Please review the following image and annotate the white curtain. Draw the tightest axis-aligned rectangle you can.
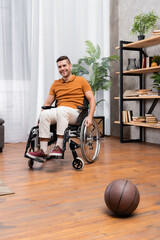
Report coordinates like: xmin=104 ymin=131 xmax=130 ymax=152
xmin=0 ymin=0 xmax=110 ymax=143
xmin=0 ymin=0 xmax=32 ymax=143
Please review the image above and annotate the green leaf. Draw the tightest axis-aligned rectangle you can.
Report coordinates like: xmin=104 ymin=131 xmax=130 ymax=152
xmin=96 ymin=99 xmax=105 ymax=106
xmin=95 ymin=44 xmax=101 ymax=59
xmin=72 ymin=64 xmax=89 ymax=76
xmin=130 ymin=11 xmax=160 ymax=35
xmin=85 ymin=41 xmax=96 ymax=59
xmin=150 ymin=72 xmax=160 ymax=90
xmin=71 ymin=40 xmax=119 ymax=103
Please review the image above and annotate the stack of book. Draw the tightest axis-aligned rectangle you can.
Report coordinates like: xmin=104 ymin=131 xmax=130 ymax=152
xmin=123 ymin=89 xmax=156 ymax=97
xmin=123 ymin=90 xmax=139 ymax=97
xmin=132 ymin=116 xmax=146 ymax=122
xmin=152 ymin=30 xmax=160 ymax=36
xmin=122 ymin=110 xmax=133 ymax=123
xmin=137 ymin=89 xmax=152 ymax=95
xmin=145 ymin=114 xmax=157 ymax=124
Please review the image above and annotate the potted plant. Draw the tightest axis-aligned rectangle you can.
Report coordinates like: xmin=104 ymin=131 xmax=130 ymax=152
xmin=72 ymin=40 xmax=119 ymax=137
xmin=72 ymin=40 xmax=119 ymax=105
xmin=151 ymin=55 xmax=160 ymax=67
xmin=130 ymin=11 xmax=159 ymax=40
xmin=150 ymin=72 xmax=160 ymax=95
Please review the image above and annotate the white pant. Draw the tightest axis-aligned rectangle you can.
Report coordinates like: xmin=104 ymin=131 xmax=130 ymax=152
xmin=39 ymin=106 xmax=80 ymax=138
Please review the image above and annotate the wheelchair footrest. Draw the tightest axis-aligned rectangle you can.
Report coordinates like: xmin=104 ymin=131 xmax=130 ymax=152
xmin=48 ymin=155 xmax=64 ymax=160
xmin=33 ymin=157 xmax=45 ymax=163
xmin=31 ymin=155 xmax=63 ymax=163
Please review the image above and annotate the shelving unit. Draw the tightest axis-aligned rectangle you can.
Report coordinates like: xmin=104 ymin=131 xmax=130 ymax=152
xmin=116 ymin=65 xmax=160 ymax=74
xmin=114 ymin=121 xmax=160 ymax=129
xmin=115 ymin=36 xmax=160 ymax=143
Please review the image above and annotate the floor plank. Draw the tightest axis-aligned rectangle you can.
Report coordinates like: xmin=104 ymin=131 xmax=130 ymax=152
xmin=0 ymin=137 xmax=160 ymax=240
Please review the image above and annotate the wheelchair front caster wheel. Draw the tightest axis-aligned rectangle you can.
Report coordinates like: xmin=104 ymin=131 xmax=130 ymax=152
xmin=72 ymin=157 xmax=84 ymax=170
xmin=28 ymin=159 xmax=34 ymax=168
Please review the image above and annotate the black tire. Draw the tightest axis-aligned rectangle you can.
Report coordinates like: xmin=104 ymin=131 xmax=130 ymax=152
xmin=28 ymin=159 xmax=34 ymax=168
xmin=80 ymin=117 xmax=100 ymax=163
xmin=72 ymin=157 xmax=84 ymax=170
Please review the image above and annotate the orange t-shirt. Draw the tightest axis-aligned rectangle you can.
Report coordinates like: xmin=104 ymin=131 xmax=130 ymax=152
xmin=49 ymin=75 xmax=91 ymax=109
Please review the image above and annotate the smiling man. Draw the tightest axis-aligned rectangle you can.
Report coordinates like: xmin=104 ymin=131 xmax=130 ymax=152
xmin=27 ymin=56 xmax=96 ymax=159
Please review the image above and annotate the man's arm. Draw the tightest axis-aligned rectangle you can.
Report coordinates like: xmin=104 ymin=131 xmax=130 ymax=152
xmin=84 ymin=90 xmax=96 ymax=127
xmin=37 ymin=95 xmax=55 ymax=125
xmin=41 ymin=95 xmax=55 ymax=111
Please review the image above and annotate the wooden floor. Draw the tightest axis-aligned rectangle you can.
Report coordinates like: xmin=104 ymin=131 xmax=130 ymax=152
xmin=0 ymin=137 xmax=160 ymax=240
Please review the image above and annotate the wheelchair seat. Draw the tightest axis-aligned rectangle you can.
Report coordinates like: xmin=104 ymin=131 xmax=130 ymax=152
xmin=24 ymin=99 xmax=100 ymax=170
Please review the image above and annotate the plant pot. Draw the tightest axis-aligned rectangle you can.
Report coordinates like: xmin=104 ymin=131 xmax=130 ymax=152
xmin=138 ymin=35 xmax=145 ymax=41
xmin=151 ymin=62 xmax=158 ymax=67
xmin=158 ymin=89 xmax=160 ymax=96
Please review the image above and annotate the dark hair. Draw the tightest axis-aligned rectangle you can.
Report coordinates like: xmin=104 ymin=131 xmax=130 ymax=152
xmin=56 ymin=56 xmax=71 ymax=64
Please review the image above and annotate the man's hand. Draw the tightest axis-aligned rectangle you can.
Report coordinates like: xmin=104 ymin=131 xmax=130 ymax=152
xmin=84 ymin=90 xmax=96 ymax=127
xmin=84 ymin=116 xmax=92 ymax=127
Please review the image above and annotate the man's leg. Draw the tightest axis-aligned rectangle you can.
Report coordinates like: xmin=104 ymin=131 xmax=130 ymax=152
xmin=49 ymin=106 xmax=80 ymax=156
xmin=26 ymin=109 xmax=57 ymax=159
xmin=39 ymin=109 xmax=58 ymax=154
xmin=27 ymin=106 xmax=80 ymax=158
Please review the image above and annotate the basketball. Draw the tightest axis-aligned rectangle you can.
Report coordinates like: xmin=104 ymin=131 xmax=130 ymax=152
xmin=104 ymin=179 xmax=140 ymax=216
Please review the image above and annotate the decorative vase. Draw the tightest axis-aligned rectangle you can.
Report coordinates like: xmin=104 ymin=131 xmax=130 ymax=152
xmin=126 ymin=58 xmax=137 ymax=70
xmin=138 ymin=35 xmax=145 ymax=41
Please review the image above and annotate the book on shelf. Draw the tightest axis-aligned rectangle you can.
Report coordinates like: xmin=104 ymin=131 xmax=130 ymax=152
xmin=122 ymin=110 xmax=133 ymax=123
xmin=146 ymin=56 xmax=153 ymax=68
xmin=123 ymin=89 xmax=157 ymax=97
xmin=142 ymin=57 xmax=146 ymax=68
xmin=152 ymin=30 xmax=160 ymax=34
xmin=152 ymin=30 xmax=160 ymax=36
xmin=147 ymin=91 xmax=158 ymax=96
xmin=123 ymin=90 xmax=139 ymax=97
xmin=137 ymin=89 xmax=151 ymax=95
xmin=145 ymin=113 xmax=157 ymax=123
xmin=132 ymin=116 xmax=146 ymax=122
xmin=145 ymin=113 xmax=153 ymax=116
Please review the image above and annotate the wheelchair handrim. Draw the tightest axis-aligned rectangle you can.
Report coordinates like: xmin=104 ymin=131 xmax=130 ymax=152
xmin=80 ymin=117 xmax=100 ymax=163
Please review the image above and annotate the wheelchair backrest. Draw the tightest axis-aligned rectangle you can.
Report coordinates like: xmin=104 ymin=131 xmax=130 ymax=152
xmin=75 ymin=97 xmax=89 ymax=125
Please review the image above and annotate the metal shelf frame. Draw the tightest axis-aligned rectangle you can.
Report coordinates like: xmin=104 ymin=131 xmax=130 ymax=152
xmin=119 ymin=40 xmax=143 ymax=143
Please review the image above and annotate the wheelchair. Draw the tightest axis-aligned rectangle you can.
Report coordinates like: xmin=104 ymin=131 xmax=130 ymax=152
xmin=24 ymin=101 xmax=100 ymax=170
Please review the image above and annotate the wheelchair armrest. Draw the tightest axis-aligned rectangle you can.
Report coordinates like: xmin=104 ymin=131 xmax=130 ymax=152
xmin=76 ymin=107 xmax=88 ymax=125
xmin=41 ymin=106 xmax=56 ymax=110
xmin=77 ymin=105 xmax=88 ymax=110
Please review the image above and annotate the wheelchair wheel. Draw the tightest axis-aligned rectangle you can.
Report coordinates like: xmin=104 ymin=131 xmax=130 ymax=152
xmin=72 ymin=157 xmax=84 ymax=170
xmin=80 ymin=117 xmax=100 ymax=163
xmin=28 ymin=159 xmax=34 ymax=168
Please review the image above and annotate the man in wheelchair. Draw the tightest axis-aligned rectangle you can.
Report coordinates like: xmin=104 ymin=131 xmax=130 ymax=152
xmin=26 ymin=56 xmax=97 ymax=163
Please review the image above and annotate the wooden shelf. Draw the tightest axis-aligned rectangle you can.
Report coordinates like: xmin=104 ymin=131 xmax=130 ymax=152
xmin=114 ymin=121 xmax=160 ymax=129
xmin=116 ymin=36 xmax=160 ymax=49
xmin=116 ymin=36 xmax=160 ymax=142
xmin=114 ymin=95 xmax=160 ymax=100
xmin=116 ymin=66 xmax=160 ymax=75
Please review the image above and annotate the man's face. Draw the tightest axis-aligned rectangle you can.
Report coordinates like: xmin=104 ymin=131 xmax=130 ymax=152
xmin=57 ymin=59 xmax=72 ymax=78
